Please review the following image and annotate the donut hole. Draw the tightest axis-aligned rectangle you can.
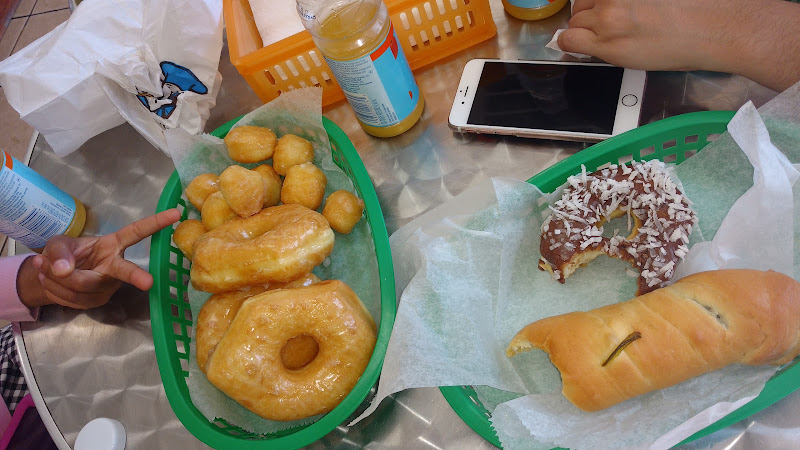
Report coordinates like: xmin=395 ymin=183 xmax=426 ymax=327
xmin=280 ymin=335 xmax=320 ymax=370
xmin=596 ymin=209 xmax=642 ymax=240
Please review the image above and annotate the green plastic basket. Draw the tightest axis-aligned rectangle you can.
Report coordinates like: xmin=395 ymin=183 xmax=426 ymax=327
xmin=439 ymin=110 xmax=800 ymax=448
xmin=148 ymin=117 xmax=396 ymax=449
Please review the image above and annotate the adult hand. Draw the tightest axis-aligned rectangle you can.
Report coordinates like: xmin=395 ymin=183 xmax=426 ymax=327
xmin=19 ymin=208 xmax=181 ymax=310
xmin=557 ymin=0 xmax=800 ymax=92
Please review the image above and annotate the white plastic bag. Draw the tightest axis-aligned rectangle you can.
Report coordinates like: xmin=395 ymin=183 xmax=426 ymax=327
xmin=0 ymin=0 xmax=223 ymax=156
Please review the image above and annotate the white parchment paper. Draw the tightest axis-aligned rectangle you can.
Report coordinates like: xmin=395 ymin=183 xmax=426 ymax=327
xmin=353 ymin=81 xmax=800 ymax=450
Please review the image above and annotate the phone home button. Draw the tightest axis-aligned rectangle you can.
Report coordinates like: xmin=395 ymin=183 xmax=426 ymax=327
xmin=621 ymin=94 xmax=639 ymax=107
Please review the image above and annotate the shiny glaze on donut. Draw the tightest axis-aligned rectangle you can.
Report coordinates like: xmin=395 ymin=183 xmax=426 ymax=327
xmin=191 ymin=204 xmax=334 ymax=293
xmin=539 ymin=160 xmax=697 ymax=295
xmin=204 ymin=280 xmax=377 ymax=422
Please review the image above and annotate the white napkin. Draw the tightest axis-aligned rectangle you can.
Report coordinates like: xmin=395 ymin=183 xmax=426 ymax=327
xmin=250 ymin=0 xmax=305 ymax=48
xmin=545 ymin=1 xmax=591 ymax=58
xmin=546 ymin=29 xmax=591 ymax=59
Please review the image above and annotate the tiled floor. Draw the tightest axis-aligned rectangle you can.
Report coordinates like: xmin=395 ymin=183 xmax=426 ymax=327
xmin=0 ymin=0 xmax=72 ymax=256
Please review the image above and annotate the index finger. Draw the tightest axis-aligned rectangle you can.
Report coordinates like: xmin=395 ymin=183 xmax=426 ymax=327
xmin=111 ymin=208 xmax=182 ymax=249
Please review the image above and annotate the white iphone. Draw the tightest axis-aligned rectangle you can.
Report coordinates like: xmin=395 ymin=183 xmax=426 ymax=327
xmin=449 ymin=59 xmax=647 ymax=143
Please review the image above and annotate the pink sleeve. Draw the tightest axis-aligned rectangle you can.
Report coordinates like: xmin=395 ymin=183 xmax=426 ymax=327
xmin=0 ymin=397 xmax=10 ymax=439
xmin=0 ymin=255 xmax=39 ymax=322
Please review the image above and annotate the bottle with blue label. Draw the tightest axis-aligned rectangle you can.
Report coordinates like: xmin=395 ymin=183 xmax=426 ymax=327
xmin=0 ymin=149 xmax=86 ymax=250
xmin=502 ymin=0 xmax=568 ymax=21
xmin=297 ymin=0 xmax=425 ymax=137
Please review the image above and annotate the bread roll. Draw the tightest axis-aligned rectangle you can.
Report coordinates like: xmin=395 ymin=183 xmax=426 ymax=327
xmin=506 ymin=269 xmax=800 ymax=412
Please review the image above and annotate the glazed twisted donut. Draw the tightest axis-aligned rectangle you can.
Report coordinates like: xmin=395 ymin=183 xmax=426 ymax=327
xmin=191 ymin=204 xmax=335 ymax=293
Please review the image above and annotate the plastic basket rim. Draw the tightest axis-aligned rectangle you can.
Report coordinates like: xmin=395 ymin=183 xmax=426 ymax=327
xmin=439 ymin=110 xmax=800 ymax=448
xmin=149 ymin=116 xmax=397 ymax=449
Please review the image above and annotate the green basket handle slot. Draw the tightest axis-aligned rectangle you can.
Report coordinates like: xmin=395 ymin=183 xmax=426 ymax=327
xmin=148 ymin=116 xmax=397 ymax=449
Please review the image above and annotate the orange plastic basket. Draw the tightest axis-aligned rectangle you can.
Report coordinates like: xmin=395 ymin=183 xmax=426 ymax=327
xmin=224 ymin=0 xmax=497 ymax=107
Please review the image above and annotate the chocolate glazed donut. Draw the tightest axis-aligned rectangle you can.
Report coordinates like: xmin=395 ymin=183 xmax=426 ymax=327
xmin=538 ymin=160 xmax=697 ymax=295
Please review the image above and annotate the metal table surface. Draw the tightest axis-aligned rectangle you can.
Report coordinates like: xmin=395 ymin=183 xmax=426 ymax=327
xmin=11 ymin=2 xmax=798 ymax=449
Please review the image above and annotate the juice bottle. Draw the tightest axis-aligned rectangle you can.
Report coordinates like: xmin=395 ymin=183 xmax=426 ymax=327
xmin=502 ymin=0 xmax=568 ymax=21
xmin=297 ymin=0 xmax=425 ymax=137
xmin=0 ymin=149 xmax=86 ymax=251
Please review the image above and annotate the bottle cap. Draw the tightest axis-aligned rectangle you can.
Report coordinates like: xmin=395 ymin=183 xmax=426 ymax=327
xmin=75 ymin=418 xmax=127 ymax=450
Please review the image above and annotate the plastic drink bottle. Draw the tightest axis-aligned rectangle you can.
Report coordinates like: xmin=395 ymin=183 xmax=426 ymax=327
xmin=502 ymin=0 xmax=568 ymax=21
xmin=297 ymin=0 xmax=425 ymax=137
xmin=0 ymin=149 xmax=86 ymax=250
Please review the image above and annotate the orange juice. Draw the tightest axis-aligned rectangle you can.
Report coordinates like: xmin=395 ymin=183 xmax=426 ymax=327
xmin=502 ymin=0 xmax=568 ymax=21
xmin=298 ymin=0 xmax=424 ymax=137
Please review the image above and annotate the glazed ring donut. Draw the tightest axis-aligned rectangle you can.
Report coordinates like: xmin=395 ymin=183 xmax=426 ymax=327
xmin=322 ymin=190 xmax=365 ymax=234
xmin=185 ymin=173 xmax=219 ymax=211
xmin=203 ymin=280 xmax=377 ymax=421
xmin=191 ymin=204 xmax=335 ymax=293
xmin=195 ymin=286 xmax=267 ymax=373
xmin=172 ymin=219 xmax=207 ymax=260
xmin=218 ymin=165 xmax=266 ymax=218
xmin=538 ymin=160 xmax=697 ymax=295
xmin=195 ymin=272 xmax=321 ymax=372
xmin=224 ymin=125 xmax=277 ymax=163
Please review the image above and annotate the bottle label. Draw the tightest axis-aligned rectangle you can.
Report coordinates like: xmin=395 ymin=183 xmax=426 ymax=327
xmin=324 ymin=25 xmax=420 ymax=128
xmin=506 ymin=0 xmax=555 ymax=8
xmin=0 ymin=150 xmax=75 ymax=248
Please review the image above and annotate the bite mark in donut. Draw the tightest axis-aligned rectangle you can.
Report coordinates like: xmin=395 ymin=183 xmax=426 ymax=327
xmin=539 ymin=160 xmax=697 ymax=295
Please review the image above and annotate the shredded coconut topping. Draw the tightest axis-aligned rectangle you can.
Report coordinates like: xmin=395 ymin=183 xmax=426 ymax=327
xmin=538 ymin=160 xmax=697 ymax=295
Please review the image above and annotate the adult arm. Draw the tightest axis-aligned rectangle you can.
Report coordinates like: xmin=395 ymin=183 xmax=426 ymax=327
xmin=558 ymin=0 xmax=800 ymax=92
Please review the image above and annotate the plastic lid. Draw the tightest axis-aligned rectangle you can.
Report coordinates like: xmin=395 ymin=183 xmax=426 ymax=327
xmin=74 ymin=418 xmax=127 ymax=450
